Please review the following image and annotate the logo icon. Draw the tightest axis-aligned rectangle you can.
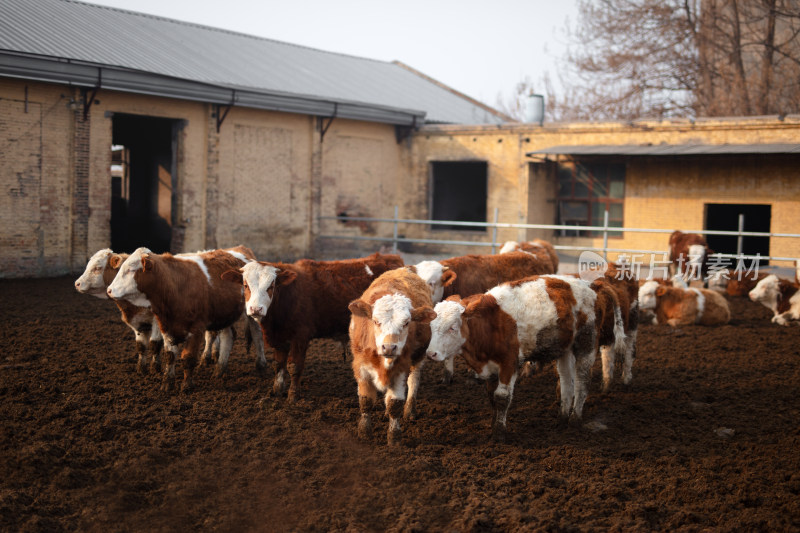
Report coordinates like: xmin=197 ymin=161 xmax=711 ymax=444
xmin=578 ymin=251 xmax=607 ymax=282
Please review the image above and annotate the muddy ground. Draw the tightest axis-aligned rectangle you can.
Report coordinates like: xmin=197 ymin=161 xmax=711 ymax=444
xmin=1 ymin=276 xmax=799 ymax=532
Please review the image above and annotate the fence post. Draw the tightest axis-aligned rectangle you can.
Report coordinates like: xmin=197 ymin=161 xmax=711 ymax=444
xmin=736 ymin=213 xmax=745 ymax=258
xmin=491 ymin=207 xmax=499 ymax=254
xmin=603 ymin=209 xmax=609 ymax=260
xmin=392 ymin=205 xmax=399 ymax=254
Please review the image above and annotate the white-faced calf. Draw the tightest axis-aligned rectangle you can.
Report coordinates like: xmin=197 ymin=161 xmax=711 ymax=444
xmin=749 ymin=274 xmax=800 ymax=325
xmin=348 ymin=268 xmax=436 ymax=445
xmin=222 ymin=253 xmax=403 ymax=401
xmin=426 ymin=275 xmax=598 ymax=441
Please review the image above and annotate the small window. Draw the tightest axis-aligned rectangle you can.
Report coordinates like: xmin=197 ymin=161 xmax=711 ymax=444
xmin=430 ymin=161 xmax=488 ymax=231
xmin=557 ymin=162 xmax=625 ymax=237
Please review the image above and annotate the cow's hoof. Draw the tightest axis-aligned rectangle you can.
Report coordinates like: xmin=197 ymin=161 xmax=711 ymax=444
xmin=136 ymin=362 xmax=146 ymax=375
xmin=287 ymin=389 xmax=300 ymax=403
xmin=149 ymin=361 xmax=161 ymax=374
xmin=255 ymin=360 xmax=268 ymax=378
xmin=160 ymin=379 xmax=174 ymax=392
xmin=387 ymin=429 xmax=402 ymax=446
xmin=491 ymin=425 xmax=506 ymax=443
xmin=440 ymin=372 xmax=452 ymax=386
xmin=212 ymin=366 xmax=226 ymax=379
xmin=357 ymin=417 xmax=371 ymax=439
xmin=181 ymin=379 xmax=195 ymax=393
xmin=403 ymin=408 xmax=417 ymax=422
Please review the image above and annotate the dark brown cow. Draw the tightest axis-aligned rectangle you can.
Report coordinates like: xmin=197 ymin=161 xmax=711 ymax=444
xmin=412 ymin=251 xmax=557 ymax=384
xmin=348 ymin=267 xmax=435 ymax=445
xmin=223 ymin=253 xmax=404 ymax=401
xmin=107 ymin=247 xmax=255 ymax=391
xmin=668 ymin=230 xmax=713 ymax=281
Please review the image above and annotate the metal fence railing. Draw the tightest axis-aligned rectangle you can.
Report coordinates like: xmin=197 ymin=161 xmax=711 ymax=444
xmin=318 ymin=207 xmax=800 ymax=266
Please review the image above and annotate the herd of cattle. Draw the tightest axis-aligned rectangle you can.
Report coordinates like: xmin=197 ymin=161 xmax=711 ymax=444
xmin=73 ymin=231 xmax=800 ymax=444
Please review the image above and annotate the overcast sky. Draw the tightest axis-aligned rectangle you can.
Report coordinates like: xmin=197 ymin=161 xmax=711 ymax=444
xmin=85 ymin=0 xmax=578 ymax=110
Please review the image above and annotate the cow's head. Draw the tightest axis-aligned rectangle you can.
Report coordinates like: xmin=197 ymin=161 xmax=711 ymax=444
xmin=749 ymin=274 xmax=780 ymax=311
xmin=225 ymin=262 xmax=297 ymax=319
xmin=413 ymin=260 xmax=457 ymax=303
xmin=638 ymin=280 xmax=660 ymax=310
xmin=426 ymin=298 xmax=466 ymax=362
xmin=106 ymin=247 xmax=154 ymax=307
xmin=75 ymin=248 xmax=115 ymax=298
xmin=349 ymin=293 xmax=435 ymax=359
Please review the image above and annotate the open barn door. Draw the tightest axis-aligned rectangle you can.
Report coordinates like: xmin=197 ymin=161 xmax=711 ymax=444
xmin=110 ymin=114 xmax=179 ymax=253
xmin=704 ymin=203 xmax=771 ymax=266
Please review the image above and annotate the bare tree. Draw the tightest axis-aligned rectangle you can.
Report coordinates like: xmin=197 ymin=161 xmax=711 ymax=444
xmin=508 ymin=0 xmax=800 ymax=121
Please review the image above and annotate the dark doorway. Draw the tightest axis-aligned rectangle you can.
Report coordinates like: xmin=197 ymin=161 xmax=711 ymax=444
xmin=111 ymin=114 xmax=178 ymax=253
xmin=430 ymin=161 xmax=488 ymax=231
xmin=705 ymin=204 xmax=771 ymax=266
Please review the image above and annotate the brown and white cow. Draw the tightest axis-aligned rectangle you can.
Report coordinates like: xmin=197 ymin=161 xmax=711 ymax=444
xmin=712 ymin=269 xmax=769 ymax=297
xmin=106 ymin=246 xmax=261 ymax=392
xmin=498 ymin=239 xmax=559 ymax=272
xmin=668 ymin=230 xmax=713 ymax=283
xmin=590 ymin=262 xmax=639 ymax=392
xmin=749 ymin=274 xmax=800 ymax=325
xmin=75 ymin=248 xmax=163 ymax=374
xmin=639 ymin=282 xmax=730 ymax=327
xmin=348 ymin=267 xmax=436 ymax=445
xmin=412 ymin=251 xmax=557 ymax=384
xmin=222 ymin=252 xmax=404 ymax=401
xmin=426 ymin=275 xmax=600 ymax=441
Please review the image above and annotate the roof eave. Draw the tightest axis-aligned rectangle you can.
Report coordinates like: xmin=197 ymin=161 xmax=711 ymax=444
xmin=0 ymin=51 xmax=427 ymax=126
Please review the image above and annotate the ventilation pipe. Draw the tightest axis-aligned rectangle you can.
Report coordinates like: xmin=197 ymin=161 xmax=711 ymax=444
xmin=524 ymin=93 xmax=544 ymax=125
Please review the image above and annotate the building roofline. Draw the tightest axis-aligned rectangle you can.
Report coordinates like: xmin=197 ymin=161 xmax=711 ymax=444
xmin=0 ymin=50 xmax=427 ymax=126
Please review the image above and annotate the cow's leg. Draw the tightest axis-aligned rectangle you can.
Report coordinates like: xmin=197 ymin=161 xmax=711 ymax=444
xmin=272 ymin=349 xmax=290 ymax=397
xmin=133 ymin=329 xmax=148 ymax=375
xmin=200 ymin=331 xmax=218 ymax=367
xmin=249 ymin=318 xmax=267 ymax=377
xmin=287 ymin=340 xmax=309 ymax=402
xmin=148 ymin=322 xmax=163 ymax=374
xmin=622 ymin=331 xmax=637 ymax=386
xmin=385 ymin=373 xmax=407 ymax=446
xmin=600 ymin=345 xmax=615 ymax=393
xmin=485 ymin=375 xmax=499 ymax=425
xmin=404 ymin=359 xmax=425 ymax=420
xmin=161 ymin=337 xmax=180 ymax=392
xmin=356 ymin=376 xmax=378 ymax=439
xmin=555 ymin=352 xmax=576 ymax=422
xmin=492 ymin=367 xmax=518 ymax=442
xmin=571 ymin=340 xmax=597 ymax=424
xmin=180 ymin=331 xmax=203 ymax=393
xmin=441 ymin=354 xmax=455 ymax=385
xmin=213 ymin=327 xmax=235 ymax=378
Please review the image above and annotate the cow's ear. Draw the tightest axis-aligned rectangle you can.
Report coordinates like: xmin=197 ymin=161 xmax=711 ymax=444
xmin=444 ymin=294 xmax=462 ymax=303
xmin=276 ymin=270 xmax=297 ymax=286
xmin=406 ymin=265 xmax=417 ymax=274
xmin=442 ymin=269 xmax=457 ymax=287
xmin=411 ymin=306 xmax=437 ymax=324
xmin=221 ymin=269 xmax=243 ymax=284
xmin=655 ymin=286 xmax=667 ymax=296
xmin=348 ymin=299 xmax=372 ymax=318
xmin=108 ymin=254 xmax=123 ymax=269
xmin=463 ymin=294 xmax=492 ymax=319
xmin=141 ymin=254 xmax=154 ymax=272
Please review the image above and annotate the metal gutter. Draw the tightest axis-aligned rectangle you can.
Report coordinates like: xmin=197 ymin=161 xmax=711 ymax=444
xmin=0 ymin=51 xmax=427 ymax=126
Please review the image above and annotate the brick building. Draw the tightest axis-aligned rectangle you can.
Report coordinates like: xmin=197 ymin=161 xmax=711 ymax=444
xmin=2 ymin=1 xmax=799 ymax=278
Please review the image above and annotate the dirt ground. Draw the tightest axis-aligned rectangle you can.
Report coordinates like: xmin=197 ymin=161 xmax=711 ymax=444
xmin=1 ymin=275 xmax=799 ymax=532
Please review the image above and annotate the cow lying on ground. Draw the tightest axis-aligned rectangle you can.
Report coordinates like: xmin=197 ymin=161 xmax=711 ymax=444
xmin=639 ymin=281 xmax=730 ymax=326
xmin=498 ymin=239 xmax=560 ymax=272
xmin=707 ymin=269 xmax=769 ymax=297
xmin=748 ymin=274 xmax=800 ymax=325
xmin=222 ymin=253 xmax=403 ymax=401
xmin=426 ymin=275 xmax=601 ymax=441
xmin=412 ymin=251 xmax=557 ymax=384
xmin=75 ymin=248 xmax=164 ymax=374
xmin=107 ymin=246 xmax=262 ymax=392
xmin=590 ymin=263 xmax=639 ymax=392
xmin=348 ymin=267 xmax=436 ymax=445
xmin=668 ymin=230 xmax=712 ymax=282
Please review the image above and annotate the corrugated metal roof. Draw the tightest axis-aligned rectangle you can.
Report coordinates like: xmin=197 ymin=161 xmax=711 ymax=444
xmin=0 ymin=0 xmax=509 ymax=126
xmin=527 ymin=143 xmax=800 ymax=157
